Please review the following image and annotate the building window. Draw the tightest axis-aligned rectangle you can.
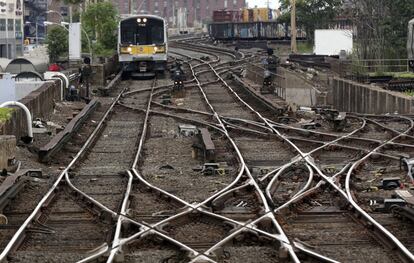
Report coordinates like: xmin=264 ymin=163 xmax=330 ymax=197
xmin=15 ymin=19 xmax=21 ymax=32
xmin=16 ymin=44 xmax=22 ymax=56
xmin=233 ymin=0 xmax=237 ymax=7
xmin=0 ymin=19 xmax=5 ymax=31
xmin=7 ymin=19 xmax=13 ymax=31
xmin=224 ymin=0 xmax=227 ymax=8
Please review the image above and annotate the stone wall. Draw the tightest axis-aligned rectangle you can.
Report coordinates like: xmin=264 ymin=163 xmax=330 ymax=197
xmin=332 ymin=78 xmax=414 ymax=114
xmin=0 ymin=80 xmax=61 ymax=139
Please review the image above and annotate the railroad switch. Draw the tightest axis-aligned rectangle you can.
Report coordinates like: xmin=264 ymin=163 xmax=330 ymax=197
xmin=383 ymin=199 xmax=406 ymax=211
xmin=371 ymin=198 xmax=406 ymax=212
xmin=379 ymin=177 xmax=402 ymax=190
xmin=192 ymin=128 xmax=216 ymax=162
xmin=193 ymin=163 xmax=229 ymax=176
xmin=371 ymin=189 xmax=414 ymax=214
xmin=178 ymin=124 xmax=198 ymax=137
xmin=320 ymin=109 xmax=348 ymax=132
xmin=160 ymin=94 xmax=172 ymax=105
xmin=300 ymin=122 xmax=319 ymax=130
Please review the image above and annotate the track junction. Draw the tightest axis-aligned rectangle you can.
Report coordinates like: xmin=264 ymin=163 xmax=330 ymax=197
xmin=0 ymin=38 xmax=414 ymax=263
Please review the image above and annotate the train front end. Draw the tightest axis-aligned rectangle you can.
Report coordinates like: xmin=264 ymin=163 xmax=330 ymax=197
xmin=118 ymin=15 xmax=168 ymax=77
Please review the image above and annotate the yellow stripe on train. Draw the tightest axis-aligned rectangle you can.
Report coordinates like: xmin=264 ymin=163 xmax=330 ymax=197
xmin=120 ymin=45 xmax=165 ymax=55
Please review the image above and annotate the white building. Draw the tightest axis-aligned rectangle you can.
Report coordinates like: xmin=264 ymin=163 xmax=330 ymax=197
xmin=0 ymin=0 xmax=24 ymax=58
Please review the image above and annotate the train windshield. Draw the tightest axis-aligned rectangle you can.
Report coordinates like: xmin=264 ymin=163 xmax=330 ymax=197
xmin=121 ymin=17 xmax=164 ymax=45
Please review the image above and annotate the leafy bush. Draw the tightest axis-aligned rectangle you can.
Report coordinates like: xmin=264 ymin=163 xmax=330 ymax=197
xmin=0 ymin=108 xmax=13 ymax=124
xmin=82 ymin=2 xmax=118 ymax=51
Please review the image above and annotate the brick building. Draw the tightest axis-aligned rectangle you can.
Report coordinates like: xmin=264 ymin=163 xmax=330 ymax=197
xmin=114 ymin=0 xmax=247 ymax=27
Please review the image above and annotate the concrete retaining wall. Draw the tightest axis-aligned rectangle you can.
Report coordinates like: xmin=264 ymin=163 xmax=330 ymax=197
xmin=15 ymin=81 xmax=50 ymax=100
xmin=332 ymin=78 xmax=414 ymax=114
xmin=0 ymin=135 xmax=16 ymax=170
xmin=0 ymin=81 xmax=61 ymax=139
xmin=91 ymin=55 xmax=119 ymax=87
xmin=246 ymin=64 xmax=325 ymax=108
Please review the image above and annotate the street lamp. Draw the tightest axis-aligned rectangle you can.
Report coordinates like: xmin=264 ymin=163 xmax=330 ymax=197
xmin=44 ymin=21 xmax=93 ymax=61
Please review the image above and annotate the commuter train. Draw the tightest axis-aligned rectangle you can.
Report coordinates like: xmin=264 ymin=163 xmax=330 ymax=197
xmin=118 ymin=15 xmax=168 ymax=77
xmin=408 ymin=18 xmax=414 ymax=71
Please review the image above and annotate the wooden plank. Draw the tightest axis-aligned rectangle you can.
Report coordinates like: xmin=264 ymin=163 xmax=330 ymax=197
xmin=38 ymin=99 xmax=99 ymax=162
xmin=199 ymin=128 xmax=215 ymax=151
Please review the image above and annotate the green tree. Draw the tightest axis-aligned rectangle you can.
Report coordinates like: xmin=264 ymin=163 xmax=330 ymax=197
xmin=82 ymin=2 xmax=118 ymax=55
xmin=46 ymin=26 xmax=68 ymax=62
xmin=350 ymin=0 xmax=414 ymax=60
xmin=279 ymin=0 xmax=343 ymax=41
xmin=382 ymin=0 xmax=414 ymax=58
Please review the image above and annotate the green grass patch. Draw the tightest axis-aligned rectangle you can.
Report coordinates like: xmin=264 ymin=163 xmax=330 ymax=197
xmin=297 ymin=42 xmax=313 ymax=54
xmin=404 ymin=90 xmax=414 ymax=97
xmin=0 ymin=108 xmax=14 ymax=123
xmin=367 ymin=72 xmax=414 ymax=79
xmin=394 ymin=72 xmax=414 ymax=79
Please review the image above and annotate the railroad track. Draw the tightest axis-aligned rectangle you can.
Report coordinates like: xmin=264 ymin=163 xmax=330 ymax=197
xmin=0 ymin=77 xmax=158 ymax=262
xmin=0 ymin=39 xmax=414 ymax=263
xmin=168 ymin=40 xmax=414 ymax=263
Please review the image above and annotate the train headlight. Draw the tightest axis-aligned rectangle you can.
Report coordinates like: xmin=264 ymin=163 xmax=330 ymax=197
xmin=143 ymin=18 xmax=147 ymax=23
xmin=137 ymin=18 xmax=142 ymax=23
xmin=127 ymin=47 xmax=132 ymax=53
xmin=154 ymin=45 xmax=165 ymax=53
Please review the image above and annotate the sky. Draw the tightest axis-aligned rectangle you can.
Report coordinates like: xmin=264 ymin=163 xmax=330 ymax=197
xmin=246 ymin=0 xmax=280 ymax=9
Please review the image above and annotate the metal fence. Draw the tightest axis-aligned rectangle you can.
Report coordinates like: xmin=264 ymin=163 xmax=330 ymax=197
xmin=351 ymin=59 xmax=410 ymax=75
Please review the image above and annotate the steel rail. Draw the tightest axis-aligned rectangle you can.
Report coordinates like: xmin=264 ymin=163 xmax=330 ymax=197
xmin=192 ymin=41 xmax=414 ymax=260
xmin=268 ymin=118 xmax=414 ymax=150
xmin=105 ymin=170 xmax=134 ymax=262
xmin=174 ymin=43 xmax=414 ymax=262
xmin=259 ymin=116 xmax=367 ymax=182
xmin=266 ymin=164 xmax=314 ymax=206
xmin=345 ymin=115 xmax=414 ymax=262
xmin=0 ymin=71 xmax=126 ymax=261
xmin=180 ymin=47 xmax=301 ymax=263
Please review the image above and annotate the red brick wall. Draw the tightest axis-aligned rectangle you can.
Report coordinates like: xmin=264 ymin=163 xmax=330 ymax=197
xmin=113 ymin=0 xmax=247 ymax=26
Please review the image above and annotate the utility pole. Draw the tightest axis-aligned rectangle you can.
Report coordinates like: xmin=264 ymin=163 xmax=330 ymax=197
xmin=290 ymin=0 xmax=297 ymax=53
xmin=128 ymin=0 xmax=132 ymax=15
xmin=172 ymin=1 xmax=175 ymax=27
